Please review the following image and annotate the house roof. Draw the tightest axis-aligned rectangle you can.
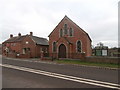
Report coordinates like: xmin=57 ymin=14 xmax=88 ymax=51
xmin=3 ymin=35 xmax=49 ymax=46
xmin=3 ymin=35 xmax=26 ymax=43
xmin=31 ymin=36 xmax=49 ymax=45
xmin=48 ymin=15 xmax=92 ymax=42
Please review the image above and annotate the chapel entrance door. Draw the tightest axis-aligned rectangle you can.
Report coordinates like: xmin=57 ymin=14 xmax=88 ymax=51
xmin=58 ymin=44 xmax=66 ymax=58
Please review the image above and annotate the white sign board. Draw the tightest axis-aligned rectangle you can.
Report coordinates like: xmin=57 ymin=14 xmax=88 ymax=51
xmin=102 ymin=50 xmax=107 ymax=56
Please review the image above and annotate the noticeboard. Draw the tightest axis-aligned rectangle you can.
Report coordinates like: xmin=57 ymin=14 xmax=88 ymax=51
xmin=96 ymin=50 xmax=102 ymax=56
xmin=102 ymin=50 xmax=108 ymax=56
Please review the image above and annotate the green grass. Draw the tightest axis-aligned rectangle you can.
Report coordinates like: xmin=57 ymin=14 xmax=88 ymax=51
xmin=55 ymin=59 xmax=119 ymax=68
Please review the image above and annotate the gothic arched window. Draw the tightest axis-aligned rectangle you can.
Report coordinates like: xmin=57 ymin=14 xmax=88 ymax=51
xmin=60 ymin=29 xmax=63 ymax=37
xmin=64 ymin=24 xmax=68 ymax=35
xmin=69 ymin=28 xmax=73 ymax=36
xmin=77 ymin=41 xmax=82 ymax=53
xmin=53 ymin=42 xmax=56 ymax=52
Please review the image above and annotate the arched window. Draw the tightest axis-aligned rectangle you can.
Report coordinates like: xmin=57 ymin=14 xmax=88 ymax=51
xmin=77 ymin=41 xmax=82 ymax=53
xmin=64 ymin=24 xmax=68 ymax=35
xmin=69 ymin=28 xmax=73 ymax=36
xmin=53 ymin=42 xmax=56 ymax=52
xmin=60 ymin=29 xmax=63 ymax=37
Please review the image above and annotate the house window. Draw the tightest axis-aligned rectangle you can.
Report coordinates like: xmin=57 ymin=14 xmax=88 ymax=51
xmin=41 ymin=48 xmax=48 ymax=53
xmin=60 ymin=29 xmax=63 ymax=37
xmin=23 ymin=48 xmax=30 ymax=54
xmin=64 ymin=24 xmax=68 ymax=35
xmin=27 ymin=48 xmax=30 ymax=51
xmin=77 ymin=41 xmax=82 ymax=53
xmin=23 ymin=48 xmax=26 ymax=54
xmin=53 ymin=42 xmax=56 ymax=52
xmin=42 ymin=48 xmax=46 ymax=52
xmin=5 ymin=47 xmax=9 ymax=53
xmin=69 ymin=28 xmax=73 ymax=36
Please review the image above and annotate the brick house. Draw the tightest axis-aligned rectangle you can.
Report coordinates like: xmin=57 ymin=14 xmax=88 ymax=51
xmin=48 ymin=15 xmax=92 ymax=59
xmin=2 ymin=32 xmax=49 ymax=58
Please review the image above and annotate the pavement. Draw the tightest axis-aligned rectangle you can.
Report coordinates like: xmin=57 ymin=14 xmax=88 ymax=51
xmin=1 ymin=56 xmax=120 ymax=88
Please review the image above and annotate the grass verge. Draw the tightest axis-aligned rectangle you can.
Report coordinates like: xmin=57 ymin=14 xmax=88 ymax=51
xmin=55 ymin=59 xmax=119 ymax=69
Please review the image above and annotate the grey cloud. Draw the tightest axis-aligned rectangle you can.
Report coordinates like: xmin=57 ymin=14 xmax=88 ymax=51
xmin=0 ymin=0 xmax=118 ymax=48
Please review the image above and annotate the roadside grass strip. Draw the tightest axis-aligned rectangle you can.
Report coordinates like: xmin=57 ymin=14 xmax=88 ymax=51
xmin=56 ymin=60 xmax=119 ymax=69
xmin=0 ymin=63 xmax=119 ymax=89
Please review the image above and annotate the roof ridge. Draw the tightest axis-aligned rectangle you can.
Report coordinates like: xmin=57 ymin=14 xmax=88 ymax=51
xmin=48 ymin=15 xmax=66 ymax=37
xmin=48 ymin=15 xmax=92 ymax=42
xmin=31 ymin=36 xmax=48 ymax=45
xmin=64 ymin=16 xmax=91 ymax=41
xmin=31 ymin=35 xmax=47 ymax=40
xmin=3 ymin=35 xmax=27 ymax=43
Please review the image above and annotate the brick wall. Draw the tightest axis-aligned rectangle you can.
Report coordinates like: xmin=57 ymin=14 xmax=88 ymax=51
xmin=85 ymin=57 xmax=119 ymax=64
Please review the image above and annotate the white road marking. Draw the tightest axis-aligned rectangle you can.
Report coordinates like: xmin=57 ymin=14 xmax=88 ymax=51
xmin=0 ymin=63 xmax=119 ymax=89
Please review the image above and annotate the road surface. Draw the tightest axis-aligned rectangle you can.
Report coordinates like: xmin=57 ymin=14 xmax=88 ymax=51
xmin=1 ymin=56 xmax=119 ymax=88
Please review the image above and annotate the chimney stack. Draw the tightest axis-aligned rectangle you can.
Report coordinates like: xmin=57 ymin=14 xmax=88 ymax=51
xmin=30 ymin=32 xmax=33 ymax=36
xmin=10 ymin=34 xmax=13 ymax=38
xmin=18 ymin=33 xmax=21 ymax=36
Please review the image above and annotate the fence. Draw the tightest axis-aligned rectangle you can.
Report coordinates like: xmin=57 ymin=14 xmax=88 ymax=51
xmin=48 ymin=53 xmax=85 ymax=59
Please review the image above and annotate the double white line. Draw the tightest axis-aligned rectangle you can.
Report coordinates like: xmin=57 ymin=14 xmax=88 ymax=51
xmin=0 ymin=63 xmax=119 ymax=89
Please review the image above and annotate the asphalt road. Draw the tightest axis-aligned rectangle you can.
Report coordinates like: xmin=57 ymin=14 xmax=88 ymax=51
xmin=1 ymin=57 xmax=119 ymax=88
xmin=3 ymin=67 xmax=101 ymax=88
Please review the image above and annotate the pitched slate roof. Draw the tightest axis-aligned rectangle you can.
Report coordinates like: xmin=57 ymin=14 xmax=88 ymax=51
xmin=31 ymin=36 xmax=49 ymax=45
xmin=3 ymin=35 xmax=49 ymax=45
xmin=4 ymin=35 xmax=26 ymax=43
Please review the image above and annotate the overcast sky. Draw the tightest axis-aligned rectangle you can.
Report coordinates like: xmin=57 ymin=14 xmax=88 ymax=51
xmin=0 ymin=0 xmax=119 ymax=48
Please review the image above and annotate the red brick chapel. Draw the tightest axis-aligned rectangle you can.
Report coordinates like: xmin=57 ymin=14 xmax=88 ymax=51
xmin=48 ymin=15 xmax=92 ymax=59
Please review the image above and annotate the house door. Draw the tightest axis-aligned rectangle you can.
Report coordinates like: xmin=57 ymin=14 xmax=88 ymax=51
xmin=58 ymin=44 xmax=66 ymax=58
